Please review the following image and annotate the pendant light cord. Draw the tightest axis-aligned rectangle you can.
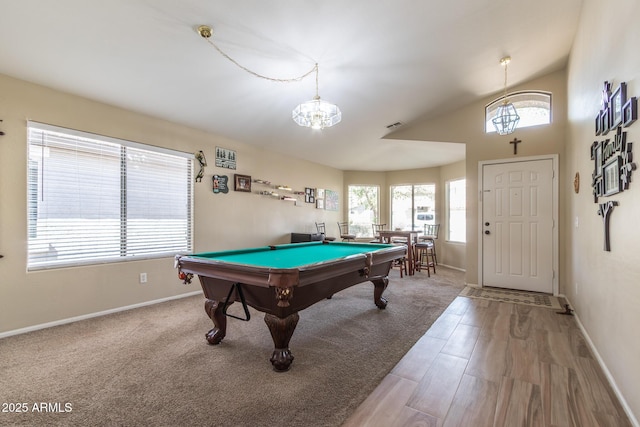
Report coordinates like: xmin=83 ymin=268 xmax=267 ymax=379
xmin=198 ymin=26 xmax=318 ymax=84
xmin=500 ymin=56 xmax=511 ymax=104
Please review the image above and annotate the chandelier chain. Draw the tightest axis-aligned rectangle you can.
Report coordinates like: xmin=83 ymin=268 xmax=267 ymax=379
xmin=202 ymin=36 xmax=318 ymax=84
xmin=502 ymin=60 xmax=509 ymax=102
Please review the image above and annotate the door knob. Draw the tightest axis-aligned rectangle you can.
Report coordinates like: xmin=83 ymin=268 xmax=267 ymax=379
xmin=485 ymin=222 xmax=490 ymax=226
xmin=484 ymin=230 xmax=490 ymax=235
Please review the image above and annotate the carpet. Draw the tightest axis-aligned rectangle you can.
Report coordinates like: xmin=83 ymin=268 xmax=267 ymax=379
xmin=0 ymin=267 xmax=464 ymax=427
xmin=459 ymin=285 xmax=563 ymax=310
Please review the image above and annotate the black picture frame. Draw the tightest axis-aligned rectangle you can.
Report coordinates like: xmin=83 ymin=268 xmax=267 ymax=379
xmin=610 ymin=83 xmax=627 ymax=129
xmin=234 ymin=174 xmax=252 ymax=192
xmin=601 ymin=109 xmax=610 ymax=135
xmin=603 ymin=157 xmax=621 ymax=196
xmin=592 ymin=141 xmax=603 ymax=178
xmin=304 ymin=187 xmax=315 ymax=203
xmin=595 ymin=112 xmax=602 ymax=135
xmin=623 ymin=96 xmax=638 ymax=127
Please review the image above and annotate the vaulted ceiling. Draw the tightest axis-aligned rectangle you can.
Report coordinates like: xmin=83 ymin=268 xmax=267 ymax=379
xmin=0 ymin=0 xmax=583 ymax=170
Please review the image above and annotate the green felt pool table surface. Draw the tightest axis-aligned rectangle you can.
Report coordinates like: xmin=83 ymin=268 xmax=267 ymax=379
xmin=191 ymin=241 xmax=396 ymax=269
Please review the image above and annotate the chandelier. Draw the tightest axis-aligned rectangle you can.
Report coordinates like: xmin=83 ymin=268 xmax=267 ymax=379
xmin=292 ymin=64 xmax=342 ymax=129
xmin=492 ymin=56 xmax=520 ymax=135
xmin=197 ymin=25 xmax=341 ymax=130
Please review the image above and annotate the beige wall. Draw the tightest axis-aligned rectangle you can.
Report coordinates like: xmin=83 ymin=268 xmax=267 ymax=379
xmin=565 ymin=0 xmax=640 ymax=422
xmin=0 ymin=74 xmax=342 ymax=333
xmin=389 ymin=69 xmax=568 ymax=287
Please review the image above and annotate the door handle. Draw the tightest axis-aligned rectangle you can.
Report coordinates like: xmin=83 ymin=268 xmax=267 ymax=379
xmin=484 ymin=230 xmax=490 ymax=235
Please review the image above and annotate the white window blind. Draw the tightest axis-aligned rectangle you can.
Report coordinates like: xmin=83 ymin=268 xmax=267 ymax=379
xmin=27 ymin=122 xmax=193 ymax=270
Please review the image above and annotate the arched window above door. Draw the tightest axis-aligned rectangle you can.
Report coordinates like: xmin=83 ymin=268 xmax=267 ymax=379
xmin=485 ymin=91 xmax=552 ymax=133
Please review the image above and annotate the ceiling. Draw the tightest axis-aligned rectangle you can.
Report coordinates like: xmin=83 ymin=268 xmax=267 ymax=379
xmin=0 ymin=0 xmax=583 ymax=171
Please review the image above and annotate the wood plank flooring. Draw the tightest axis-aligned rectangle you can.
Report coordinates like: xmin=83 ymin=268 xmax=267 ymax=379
xmin=342 ymin=294 xmax=632 ymax=427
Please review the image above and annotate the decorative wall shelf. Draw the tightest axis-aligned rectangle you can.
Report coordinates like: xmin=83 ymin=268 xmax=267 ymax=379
xmin=253 ymin=179 xmax=307 ymax=206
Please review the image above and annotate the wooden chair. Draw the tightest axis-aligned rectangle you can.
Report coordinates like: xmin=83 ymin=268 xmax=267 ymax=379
xmin=370 ymin=223 xmax=386 ymax=243
xmin=419 ymin=224 xmax=440 ymax=265
xmin=315 ymin=222 xmax=336 ymax=241
xmin=337 ymin=222 xmax=356 ymax=241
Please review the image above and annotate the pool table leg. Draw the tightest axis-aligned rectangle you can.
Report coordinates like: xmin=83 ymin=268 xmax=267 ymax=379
xmin=264 ymin=312 xmax=300 ymax=372
xmin=204 ymin=298 xmax=229 ymax=345
xmin=372 ymin=277 xmax=389 ymax=309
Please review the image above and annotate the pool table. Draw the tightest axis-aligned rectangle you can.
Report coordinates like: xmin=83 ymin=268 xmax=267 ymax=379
xmin=175 ymin=241 xmax=405 ymax=371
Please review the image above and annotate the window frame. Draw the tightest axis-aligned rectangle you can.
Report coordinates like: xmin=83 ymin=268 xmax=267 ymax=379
xmin=445 ymin=177 xmax=466 ymax=243
xmin=26 ymin=121 xmax=194 ymax=271
xmin=390 ymin=183 xmax=436 ymax=232
xmin=485 ymin=90 xmax=552 ymax=133
xmin=347 ymin=184 xmax=380 ymax=238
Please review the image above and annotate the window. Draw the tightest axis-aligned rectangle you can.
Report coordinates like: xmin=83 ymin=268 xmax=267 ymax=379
xmin=446 ymin=178 xmax=466 ymax=242
xmin=485 ymin=91 xmax=552 ymax=133
xmin=348 ymin=185 xmax=379 ymax=238
xmin=390 ymin=184 xmax=435 ymax=232
xmin=27 ymin=122 xmax=193 ymax=270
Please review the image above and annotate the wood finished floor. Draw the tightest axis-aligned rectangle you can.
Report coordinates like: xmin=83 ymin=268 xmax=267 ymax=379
xmin=342 ymin=294 xmax=632 ymax=427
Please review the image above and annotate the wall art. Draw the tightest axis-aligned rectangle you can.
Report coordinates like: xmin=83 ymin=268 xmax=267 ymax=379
xmin=234 ymin=174 xmax=252 ymax=192
xmin=212 ymin=175 xmax=229 ymax=194
xmin=324 ymin=189 xmax=339 ymax=211
xmin=215 ymin=147 xmax=236 ymax=170
xmin=591 ymin=80 xmax=637 ymax=251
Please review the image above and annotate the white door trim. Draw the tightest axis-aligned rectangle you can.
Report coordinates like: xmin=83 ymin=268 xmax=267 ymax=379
xmin=477 ymin=154 xmax=559 ymax=296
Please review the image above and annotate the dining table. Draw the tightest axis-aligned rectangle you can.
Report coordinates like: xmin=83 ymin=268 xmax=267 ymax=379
xmin=376 ymin=230 xmax=419 ymax=275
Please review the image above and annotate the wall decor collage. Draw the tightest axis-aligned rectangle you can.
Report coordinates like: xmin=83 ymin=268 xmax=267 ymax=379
xmin=197 ymin=146 xmax=337 ymax=210
xmin=590 ymin=80 xmax=637 ymax=251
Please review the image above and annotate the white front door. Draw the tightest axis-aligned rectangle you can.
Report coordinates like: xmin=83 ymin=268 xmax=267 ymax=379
xmin=481 ymin=158 xmax=555 ymax=293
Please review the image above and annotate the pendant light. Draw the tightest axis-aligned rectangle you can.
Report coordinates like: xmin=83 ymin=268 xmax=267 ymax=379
xmin=492 ymin=56 xmax=520 ymax=135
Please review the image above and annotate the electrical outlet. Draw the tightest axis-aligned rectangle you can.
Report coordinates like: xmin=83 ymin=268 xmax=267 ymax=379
xmin=139 ymin=273 xmax=147 ymax=284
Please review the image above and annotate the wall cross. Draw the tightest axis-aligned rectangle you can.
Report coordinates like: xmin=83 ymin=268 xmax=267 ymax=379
xmin=510 ymin=137 xmax=522 ymax=155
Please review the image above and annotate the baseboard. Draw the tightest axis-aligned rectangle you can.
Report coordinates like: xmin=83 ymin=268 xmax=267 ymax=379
xmin=563 ymin=295 xmax=639 ymax=427
xmin=438 ymin=263 xmax=466 ymax=272
xmin=0 ymin=291 xmax=203 ymax=340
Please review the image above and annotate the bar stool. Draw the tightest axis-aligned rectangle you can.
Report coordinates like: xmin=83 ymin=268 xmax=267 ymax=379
xmin=414 ymin=241 xmax=436 ymax=276
xmin=391 ymin=246 xmax=408 ymax=278
xmin=419 ymin=224 xmax=440 ymax=265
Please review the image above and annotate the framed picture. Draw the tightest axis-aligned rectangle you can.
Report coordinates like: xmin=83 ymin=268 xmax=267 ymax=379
xmin=591 ymin=141 xmax=603 ymax=178
xmin=234 ymin=174 xmax=252 ymax=192
xmin=610 ymin=82 xmax=627 ymax=129
xmin=324 ymin=189 xmax=339 ymax=211
xmin=316 ymin=199 xmax=324 ymax=209
xmin=603 ymin=157 xmax=621 ymax=196
xmin=212 ymin=175 xmax=229 ymax=194
xmin=317 ymin=188 xmax=325 ymax=199
xmin=623 ymin=96 xmax=638 ymax=127
xmin=601 ymin=108 xmax=610 ymax=135
xmin=215 ymin=147 xmax=237 ymax=170
xmin=305 ymin=187 xmax=315 ymax=203
xmin=595 ymin=112 xmax=602 ymax=135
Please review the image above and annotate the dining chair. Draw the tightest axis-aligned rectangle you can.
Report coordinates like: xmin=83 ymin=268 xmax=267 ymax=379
xmin=315 ymin=222 xmax=336 ymax=241
xmin=370 ymin=223 xmax=386 ymax=243
xmin=337 ymin=222 xmax=356 ymax=241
